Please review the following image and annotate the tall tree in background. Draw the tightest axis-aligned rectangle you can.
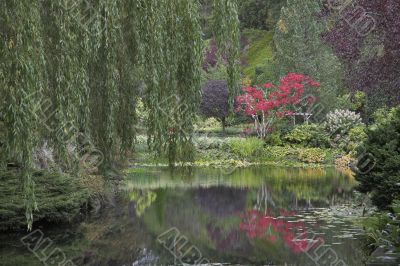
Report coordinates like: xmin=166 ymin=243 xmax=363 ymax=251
xmin=321 ymin=0 xmax=400 ymax=118
xmin=274 ymin=0 xmax=344 ymax=118
xmin=213 ymin=0 xmax=241 ymax=110
xmin=239 ymin=0 xmax=285 ymax=30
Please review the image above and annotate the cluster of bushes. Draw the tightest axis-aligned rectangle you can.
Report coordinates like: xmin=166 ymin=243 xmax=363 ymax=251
xmin=356 ymin=107 xmax=400 ymax=209
xmin=193 ymin=136 xmax=329 ymax=166
xmin=284 ymin=124 xmax=330 ymax=148
xmin=281 ymin=109 xmax=367 ymax=155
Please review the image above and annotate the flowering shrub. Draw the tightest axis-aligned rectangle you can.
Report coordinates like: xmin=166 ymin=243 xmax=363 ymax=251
xmin=325 ymin=109 xmax=362 ymax=136
xmin=236 ymin=73 xmax=320 ymax=139
xmin=324 ymin=109 xmax=363 ymax=150
xmin=335 ymin=155 xmax=355 ymax=174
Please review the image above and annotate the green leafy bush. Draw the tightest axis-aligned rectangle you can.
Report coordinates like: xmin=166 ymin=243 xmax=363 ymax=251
xmin=195 ymin=117 xmax=221 ymax=130
xmin=265 ymin=132 xmax=283 ymax=146
xmin=228 ymin=138 xmax=264 ymax=158
xmin=194 ymin=136 xmax=225 ymax=150
xmin=297 ymin=148 xmax=326 ymax=164
xmin=284 ymin=124 xmax=330 ymax=148
xmin=263 ymin=146 xmax=298 ymax=160
xmin=347 ymin=125 xmax=368 ymax=155
xmin=364 ymin=200 xmax=400 ymax=254
xmin=356 ymin=107 xmax=400 ymax=209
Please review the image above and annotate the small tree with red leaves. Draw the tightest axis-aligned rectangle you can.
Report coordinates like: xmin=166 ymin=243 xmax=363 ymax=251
xmin=236 ymin=73 xmax=320 ymax=139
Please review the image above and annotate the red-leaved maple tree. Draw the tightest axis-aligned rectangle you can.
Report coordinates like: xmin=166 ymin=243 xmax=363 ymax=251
xmin=236 ymin=73 xmax=320 ymax=139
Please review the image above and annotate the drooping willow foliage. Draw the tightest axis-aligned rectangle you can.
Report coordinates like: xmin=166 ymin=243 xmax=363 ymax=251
xmin=0 ymin=0 xmax=45 ymax=229
xmin=0 ymin=0 xmax=240 ymax=229
xmin=138 ymin=0 xmax=203 ymax=164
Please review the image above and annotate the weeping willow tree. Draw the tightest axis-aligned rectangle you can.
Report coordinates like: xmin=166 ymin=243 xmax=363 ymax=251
xmin=138 ymin=0 xmax=204 ymax=164
xmin=0 ymin=0 xmax=46 ymax=229
xmin=0 ymin=0 xmax=240 ymax=229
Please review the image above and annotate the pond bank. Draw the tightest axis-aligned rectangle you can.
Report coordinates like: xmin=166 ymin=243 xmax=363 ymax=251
xmin=0 ymin=169 xmax=120 ymax=232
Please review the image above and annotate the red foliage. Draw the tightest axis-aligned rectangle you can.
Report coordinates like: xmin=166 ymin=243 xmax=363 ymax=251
xmin=235 ymin=73 xmax=320 ymax=138
xmin=239 ymin=209 xmax=320 ymax=254
xmin=236 ymin=73 xmax=320 ymax=117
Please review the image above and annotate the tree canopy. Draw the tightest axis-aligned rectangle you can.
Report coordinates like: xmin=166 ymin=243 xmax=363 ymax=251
xmin=0 ymin=0 xmax=240 ymax=229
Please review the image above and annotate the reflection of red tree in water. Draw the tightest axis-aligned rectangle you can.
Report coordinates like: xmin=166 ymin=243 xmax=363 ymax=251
xmin=239 ymin=209 xmax=319 ymax=254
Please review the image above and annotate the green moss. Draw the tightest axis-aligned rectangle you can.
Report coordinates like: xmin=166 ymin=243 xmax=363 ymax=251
xmin=242 ymin=29 xmax=274 ymax=80
xmin=0 ymin=170 xmax=89 ymax=231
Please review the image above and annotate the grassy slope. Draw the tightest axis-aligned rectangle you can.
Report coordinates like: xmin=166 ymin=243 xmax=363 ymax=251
xmin=241 ymin=29 xmax=275 ymax=81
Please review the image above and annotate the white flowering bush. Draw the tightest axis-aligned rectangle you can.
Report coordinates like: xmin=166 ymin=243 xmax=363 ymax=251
xmin=324 ymin=109 xmax=364 ymax=150
xmin=325 ymin=109 xmax=362 ymax=135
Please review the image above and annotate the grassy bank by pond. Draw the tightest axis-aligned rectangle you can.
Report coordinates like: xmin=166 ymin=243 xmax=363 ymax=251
xmin=133 ymin=135 xmax=343 ymax=170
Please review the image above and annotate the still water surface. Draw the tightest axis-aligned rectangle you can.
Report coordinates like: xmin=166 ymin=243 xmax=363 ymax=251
xmin=0 ymin=166 xmax=370 ymax=265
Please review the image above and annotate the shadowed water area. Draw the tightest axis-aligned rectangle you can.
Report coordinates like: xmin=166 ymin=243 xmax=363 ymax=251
xmin=0 ymin=166 xmax=390 ymax=265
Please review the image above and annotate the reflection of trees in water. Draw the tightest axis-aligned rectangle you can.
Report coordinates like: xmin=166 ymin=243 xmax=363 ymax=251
xmin=195 ymin=187 xmax=247 ymax=217
xmin=254 ymin=184 xmax=275 ymax=215
xmin=206 ymin=223 xmax=253 ymax=254
xmin=252 ymin=179 xmax=355 ymax=213
xmin=129 ymin=190 xmax=157 ymax=217
xmin=252 ymin=183 xmax=315 ymax=214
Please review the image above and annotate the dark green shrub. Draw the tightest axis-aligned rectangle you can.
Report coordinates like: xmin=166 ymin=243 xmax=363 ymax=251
xmin=0 ymin=170 xmax=89 ymax=231
xmin=239 ymin=0 xmax=284 ymax=30
xmin=265 ymin=132 xmax=283 ymax=146
xmin=363 ymin=200 xmax=400 ymax=254
xmin=356 ymin=107 xmax=400 ymax=209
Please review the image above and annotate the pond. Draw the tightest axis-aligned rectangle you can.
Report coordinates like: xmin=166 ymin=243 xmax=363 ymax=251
xmin=0 ymin=166 xmax=380 ymax=265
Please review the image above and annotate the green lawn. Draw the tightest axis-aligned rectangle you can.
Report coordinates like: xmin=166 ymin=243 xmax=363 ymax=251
xmin=242 ymin=29 xmax=274 ymax=81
